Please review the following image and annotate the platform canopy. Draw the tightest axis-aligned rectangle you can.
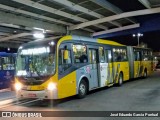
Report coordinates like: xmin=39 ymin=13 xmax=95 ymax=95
xmin=0 ymin=0 xmax=159 ymax=49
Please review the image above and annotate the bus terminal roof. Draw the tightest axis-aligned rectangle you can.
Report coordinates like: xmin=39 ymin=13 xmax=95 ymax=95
xmin=0 ymin=0 xmax=159 ymax=50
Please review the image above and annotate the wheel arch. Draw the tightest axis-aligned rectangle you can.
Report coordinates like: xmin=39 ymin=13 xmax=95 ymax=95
xmin=77 ymin=76 xmax=89 ymax=94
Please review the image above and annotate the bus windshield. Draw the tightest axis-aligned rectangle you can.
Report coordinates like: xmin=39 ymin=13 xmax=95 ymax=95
xmin=16 ymin=46 xmax=55 ymax=77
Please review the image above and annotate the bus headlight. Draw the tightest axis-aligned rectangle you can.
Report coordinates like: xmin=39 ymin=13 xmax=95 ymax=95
xmin=47 ymin=82 xmax=56 ymax=91
xmin=15 ymin=83 xmax=22 ymax=91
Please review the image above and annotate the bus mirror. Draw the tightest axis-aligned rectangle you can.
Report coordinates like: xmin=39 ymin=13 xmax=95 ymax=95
xmin=64 ymin=50 xmax=69 ymax=60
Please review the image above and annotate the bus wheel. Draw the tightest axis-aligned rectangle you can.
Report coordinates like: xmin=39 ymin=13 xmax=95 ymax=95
xmin=118 ymin=73 xmax=123 ymax=86
xmin=143 ymin=69 xmax=147 ymax=78
xmin=77 ymin=80 xmax=87 ymax=99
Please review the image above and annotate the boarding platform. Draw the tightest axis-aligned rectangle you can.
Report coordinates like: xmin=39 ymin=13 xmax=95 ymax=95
xmin=0 ymin=88 xmax=16 ymax=106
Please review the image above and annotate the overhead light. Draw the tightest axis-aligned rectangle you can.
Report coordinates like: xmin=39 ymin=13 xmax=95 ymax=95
xmin=49 ymin=41 xmax=55 ymax=46
xmin=7 ymin=47 xmax=10 ymax=51
xmin=132 ymin=33 xmax=144 ymax=46
xmin=19 ymin=46 xmax=23 ymax=49
xmin=33 ymin=32 xmax=45 ymax=39
xmin=33 ymin=27 xmax=46 ymax=33
xmin=132 ymin=34 xmax=136 ymax=37
xmin=138 ymin=33 xmax=143 ymax=37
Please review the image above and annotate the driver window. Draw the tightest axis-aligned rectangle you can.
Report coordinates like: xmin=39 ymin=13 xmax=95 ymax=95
xmin=48 ymin=54 xmax=55 ymax=65
xmin=45 ymin=54 xmax=55 ymax=74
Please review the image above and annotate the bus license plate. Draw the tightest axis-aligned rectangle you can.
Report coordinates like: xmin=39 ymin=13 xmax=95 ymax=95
xmin=28 ymin=93 xmax=37 ymax=97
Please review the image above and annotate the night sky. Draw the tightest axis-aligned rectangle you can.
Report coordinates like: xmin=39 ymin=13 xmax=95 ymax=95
xmin=105 ymin=30 xmax=160 ymax=52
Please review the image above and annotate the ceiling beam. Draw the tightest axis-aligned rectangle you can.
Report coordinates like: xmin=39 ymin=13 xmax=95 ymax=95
xmin=12 ymin=0 xmax=106 ymax=30
xmin=51 ymin=0 xmax=104 ymax=18
xmin=0 ymin=4 xmax=71 ymax=26
xmin=90 ymin=0 xmax=136 ymax=23
xmin=0 ymin=32 xmax=10 ymax=36
xmin=5 ymin=40 xmax=25 ymax=44
xmin=12 ymin=0 xmax=86 ymax=22
xmin=0 ymin=11 xmax=66 ymax=34
xmin=50 ymin=0 xmax=121 ymax=27
xmin=0 ymin=33 xmax=32 ymax=42
xmin=92 ymin=24 xmax=140 ymax=37
xmin=0 ymin=42 xmax=20 ymax=48
xmin=0 ymin=4 xmax=93 ymax=33
xmin=94 ymin=15 xmax=160 ymax=38
xmin=70 ymin=7 xmax=160 ymax=30
xmin=138 ymin=0 xmax=151 ymax=9
xmin=0 ymin=22 xmax=20 ymax=29
xmin=90 ymin=0 xmax=123 ymax=14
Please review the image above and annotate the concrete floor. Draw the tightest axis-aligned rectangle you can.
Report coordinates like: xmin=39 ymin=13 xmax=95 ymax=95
xmin=1 ymin=70 xmax=160 ymax=120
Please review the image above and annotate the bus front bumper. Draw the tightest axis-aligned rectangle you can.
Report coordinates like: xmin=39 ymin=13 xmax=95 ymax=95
xmin=16 ymin=89 xmax=58 ymax=100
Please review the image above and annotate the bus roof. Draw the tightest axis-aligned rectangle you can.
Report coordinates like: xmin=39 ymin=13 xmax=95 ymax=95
xmin=59 ymin=35 xmax=125 ymax=46
xmin=20 ymin=35 xmax=125 ymax=49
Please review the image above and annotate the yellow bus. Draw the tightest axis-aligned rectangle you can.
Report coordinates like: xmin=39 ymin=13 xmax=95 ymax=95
xmin=127 ymin=46 xmax=153 ymax=79
xmin=14 ymin=35 xmax=153 ymax=99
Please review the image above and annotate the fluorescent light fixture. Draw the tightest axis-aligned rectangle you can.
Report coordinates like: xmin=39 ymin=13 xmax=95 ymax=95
xmin=33 ymin=33 xmax=45 ymax=39
xmin=33 ymin=27 xmax=46 ymax=33
xmin=19 ymin=46 xmax=23 ymax=49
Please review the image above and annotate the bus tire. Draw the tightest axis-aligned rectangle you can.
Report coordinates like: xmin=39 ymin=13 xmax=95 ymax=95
xmin=143 ymin=69 xmax=147 ymax=78
xmin=118 ymin=73 xmax=123 ymax=86
xmin=77 ymin=80 xmax=87 ymax=99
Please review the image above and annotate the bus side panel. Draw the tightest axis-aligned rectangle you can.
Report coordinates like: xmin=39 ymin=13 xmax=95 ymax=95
xmin=147 ymin=60 xmax=154 ymax=75
xmin=113 ymin=62 xmax=129 ymax=83
xmin=134 ymin=60 xmax=149 ymax=78
xmin=107 ymin=63 xmax=114 ymax=85
xmin=99 ymin=63 xmax=108 ymax=87
xmin=58 ymin=71 xmax=76 ymax=99
xmin=141 ymin=60 xmax=152 ymax=76
xmin=76 ymin=65 xmax=91 ymax=91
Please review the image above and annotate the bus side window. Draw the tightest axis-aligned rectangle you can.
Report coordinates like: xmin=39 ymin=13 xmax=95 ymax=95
xmin=134 ymin=50 xmax=140 ymax=61
xmin=72 ymin=44 xmax=88 ymax=63
xmin=113 ymin=48 xmax=121 ymax=62
xmin=99 ymin=47 xmax=105 ymax=63
xmin=113 ymin=48 xmax=127 ymax=62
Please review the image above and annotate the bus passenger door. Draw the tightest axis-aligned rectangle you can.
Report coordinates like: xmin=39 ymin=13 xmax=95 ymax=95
xmin=99 ymin=47 xmax=107 ymax=87
xmin=134 ymin=51 xmax=141 ymax=78
xmin=89 ymin=49 xmax=99 ymax=88
xmin=105 ymin=49 xmax=114 ymax=85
